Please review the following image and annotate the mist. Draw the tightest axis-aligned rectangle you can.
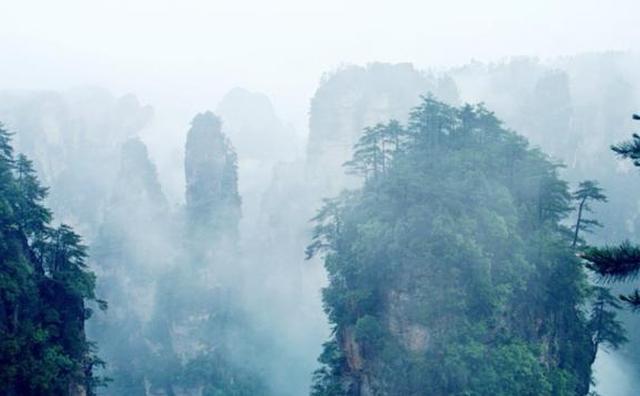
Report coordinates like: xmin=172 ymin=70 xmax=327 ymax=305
xmin=0 ymin=2 xmax=639 ymax=396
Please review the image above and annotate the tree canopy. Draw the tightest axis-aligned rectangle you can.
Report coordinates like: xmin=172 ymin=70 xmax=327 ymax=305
xmin=308 ymin=97 xmax=607 ymax=396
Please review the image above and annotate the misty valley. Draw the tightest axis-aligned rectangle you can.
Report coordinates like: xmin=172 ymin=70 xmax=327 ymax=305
xmin=1 ymin=57 xmax=640 ymax=396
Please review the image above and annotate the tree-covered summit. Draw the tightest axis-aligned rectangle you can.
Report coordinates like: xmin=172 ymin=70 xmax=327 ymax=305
xmin=308 ymin=97 xmax=616 ymax=396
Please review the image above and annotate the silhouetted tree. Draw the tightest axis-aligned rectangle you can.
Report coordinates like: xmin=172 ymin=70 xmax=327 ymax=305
xmin=572 ymin=180 xmax=607 ymax=247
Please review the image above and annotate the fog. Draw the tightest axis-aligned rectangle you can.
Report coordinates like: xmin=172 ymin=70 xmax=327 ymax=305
xmin=1 ymin=1 xmax=639 ymax=395
xmin=2 ymin=0 xmax=639 ymax=132
xmin=3 ymin=1 xmax=638 ymax=200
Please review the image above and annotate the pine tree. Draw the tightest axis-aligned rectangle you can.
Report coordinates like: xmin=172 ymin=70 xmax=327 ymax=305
xmin=344 ymin=124 xmax=385 ymax=180
xmin=408 ymin=94 xmax=457 ymax=149
xmin=583 ymin=242 xmax=640 ymax=309
xmin=611 ymin=131 xmax=640 ymax=166
xmin=571 ymin=180 xmax=607 ymax=247
xmin=588 ymin=287 xmax=627 ymax=353
xmin=582 ymin=114 xmax=640 ymax=310
xmin=344 ymin=121 xmax=407 ymax=181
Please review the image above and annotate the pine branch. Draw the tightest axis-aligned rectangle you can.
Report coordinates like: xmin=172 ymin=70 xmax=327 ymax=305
xmin=611 ymin=133 xmax=640 ymax=167
xmin=582 ymin=241 xmax=640 ymax=282
xmin=620 ymin=290 xmax=640 ymax=311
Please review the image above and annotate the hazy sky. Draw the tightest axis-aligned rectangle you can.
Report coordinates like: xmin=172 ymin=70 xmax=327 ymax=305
xmin=1 ymin=0 xmax=639 ymax=135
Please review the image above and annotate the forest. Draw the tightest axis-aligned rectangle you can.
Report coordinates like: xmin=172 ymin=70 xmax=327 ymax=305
xmin=1 ymin=2 xmax=640 ymax=395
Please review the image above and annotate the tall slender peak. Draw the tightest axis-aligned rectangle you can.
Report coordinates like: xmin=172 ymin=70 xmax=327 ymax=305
xmin=185 ymin=111 xmax=241 ymax=250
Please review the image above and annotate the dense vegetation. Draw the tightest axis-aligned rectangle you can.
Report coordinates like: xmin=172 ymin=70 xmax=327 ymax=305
xmin=308 ymin=97 xmax=624 ymax=395
xmin=0 ymin=125 xmax=105 ymax=395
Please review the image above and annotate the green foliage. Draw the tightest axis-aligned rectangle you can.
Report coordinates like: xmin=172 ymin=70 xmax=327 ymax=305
xmin=611 ymin=132 xmax=640 ymax=166
xmin=309 ymin=98 xmax=596 ymax=395
xmin=582 ymin=123 xmax=640 ymax=309
xmin=354 ymin=315 xmax=385 ymax=352
xmin=181 ymin=351 xmax=268 ymax=396
xmin=583 ymin=242 xmax=640 ymax=282
xmin=439 ymin=342 xmax=555 ymax=396
xmin=0 ymin=124 xmax=105 ymax=395
xmin=588 ymin=287 xmax=628 ymax=350
xmin=344 ymin=121 xmax=406 ymax=180
xmin=311 ymin=340 xmax=349 ymax=396
xmin=583 ymin=242 xmax=640 ymax=310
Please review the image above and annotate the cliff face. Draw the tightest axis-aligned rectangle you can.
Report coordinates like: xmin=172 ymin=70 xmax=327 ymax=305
xmin=310 ymin=98 xmax=595 ymax=396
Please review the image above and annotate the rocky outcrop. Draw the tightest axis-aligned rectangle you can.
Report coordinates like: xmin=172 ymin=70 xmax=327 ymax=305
xmin=387 ymin=290 xmax=429 ymax=354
